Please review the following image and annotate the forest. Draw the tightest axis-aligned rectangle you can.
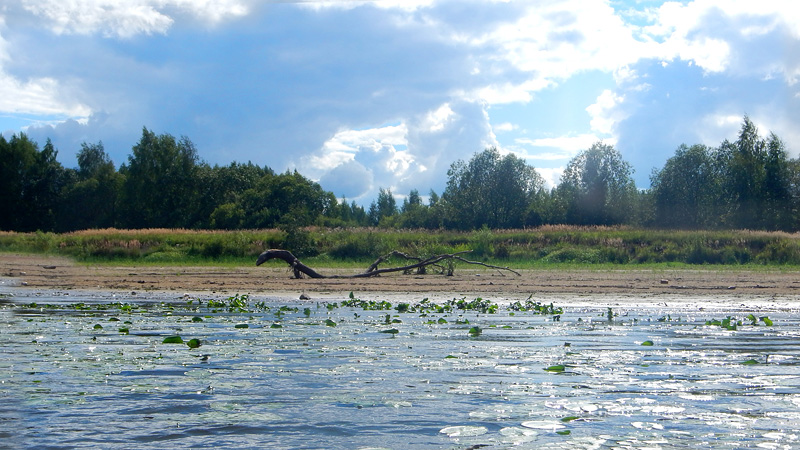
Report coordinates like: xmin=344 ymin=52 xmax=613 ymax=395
xmin=1 ymin=116 xmax=797 ymax=234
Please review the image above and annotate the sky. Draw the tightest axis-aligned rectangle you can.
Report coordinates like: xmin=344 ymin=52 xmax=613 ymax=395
xmin=2 ymin=0 xmax=799 ymax=204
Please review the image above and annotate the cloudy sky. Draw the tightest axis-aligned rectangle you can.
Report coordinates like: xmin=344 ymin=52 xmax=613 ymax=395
xmin=2 ymin=0 xmax=798 ymax=203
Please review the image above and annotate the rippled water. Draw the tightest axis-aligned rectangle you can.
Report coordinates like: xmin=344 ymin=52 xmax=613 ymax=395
xmin=2 ymin=290 xmax=799 ymax=449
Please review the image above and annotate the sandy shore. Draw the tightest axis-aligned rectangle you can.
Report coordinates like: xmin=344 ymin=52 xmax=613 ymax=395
xmin=3 ymin=253 xmax=800 ymax=307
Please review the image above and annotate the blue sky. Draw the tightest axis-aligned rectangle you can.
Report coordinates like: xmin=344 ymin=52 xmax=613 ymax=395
xmin=2 ymin=0 xmax=798 ymax=204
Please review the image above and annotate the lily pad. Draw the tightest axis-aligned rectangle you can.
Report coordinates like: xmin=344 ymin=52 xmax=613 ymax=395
xmin=521 ymin=420 xmax=566 ymax=430
xmin=641 ymin=340 xmax=654 ymax=346
xmin=186 ymin=338 xmax=201 ymax=349
xmin=544 ymin=364 xmax=566 ymax=373
xmin=439 ymin=425 xmax=488 ymax=437
xmin=162 ymin=335 xmax=184 ymax=344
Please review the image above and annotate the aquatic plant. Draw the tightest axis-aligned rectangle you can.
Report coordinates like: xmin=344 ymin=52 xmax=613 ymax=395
xmin=508 ymin=296 xmax=564 ymax=314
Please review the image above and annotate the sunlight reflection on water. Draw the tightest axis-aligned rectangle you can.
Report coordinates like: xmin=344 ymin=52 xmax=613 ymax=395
xmin=1 ymin=290 xmax=800 ymax=449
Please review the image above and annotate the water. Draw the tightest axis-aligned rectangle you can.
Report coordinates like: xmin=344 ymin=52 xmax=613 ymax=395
xmin=1 ymin=289 xmax=800 ymax=449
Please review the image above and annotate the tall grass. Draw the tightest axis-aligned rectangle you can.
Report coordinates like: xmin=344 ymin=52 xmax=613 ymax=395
xmin=2 ymin=226 xmax=800 ymax=266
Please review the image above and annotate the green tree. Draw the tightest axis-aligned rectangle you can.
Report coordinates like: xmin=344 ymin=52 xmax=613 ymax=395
xmin=555 ymin=142 xmax=636 ymax=225
xmin=0 ymin=134 xmax=65 ymax=231
xmin=60 ymin=141 xmax=122 ymax=230
xmin=368 ymin=187 xmax=398 ymax=226
xmin=442 ymin=147 xmax=544 ymax=229
xmin=762 ymin=133 xmax=793 ymax=230
xmin=235 ymin=170 xmax=333 ymax=229
xmin=398 ymin=189 xmax=430 ymax=228
xmin=724 ymin=116 xmax=768 ymax=229
xmin=120 ymin=128 xmax=201 ymax=228
xmin=650 ymin=144 xmax=719 ymax=228
xmin=204 ymin=162 xmax=273 ymax=228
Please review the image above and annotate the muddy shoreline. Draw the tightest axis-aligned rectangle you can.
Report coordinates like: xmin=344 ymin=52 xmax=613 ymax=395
xmin=2 ymin=253 xmax=800 ymax=307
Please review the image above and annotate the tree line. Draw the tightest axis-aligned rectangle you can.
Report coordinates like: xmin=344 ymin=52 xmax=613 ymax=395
xmin=1 ymin=117 xmax=797 ymax=233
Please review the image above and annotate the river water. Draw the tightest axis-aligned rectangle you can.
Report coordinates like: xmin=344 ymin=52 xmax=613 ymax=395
xmin=1 ymin=289 xmax=799 ymax=449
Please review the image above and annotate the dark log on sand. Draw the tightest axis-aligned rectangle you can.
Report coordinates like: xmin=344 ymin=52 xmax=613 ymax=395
xmin=256 ymin=248 xmax=521 ymax=279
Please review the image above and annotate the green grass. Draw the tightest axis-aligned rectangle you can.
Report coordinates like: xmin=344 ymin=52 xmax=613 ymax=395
xmin=3 ymin=226 xmax=800 ymax=267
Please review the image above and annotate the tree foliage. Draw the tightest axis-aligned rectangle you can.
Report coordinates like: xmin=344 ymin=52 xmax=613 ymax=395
xmin=443 ymin=147 xmax=544 ymax=229
xmin=120 ymin=128 xmax=202 ymax=228
xmin=554 ymin=142 xmax=636 ymax=225
xmin=3 ymin=116 xmax=800 ymax=234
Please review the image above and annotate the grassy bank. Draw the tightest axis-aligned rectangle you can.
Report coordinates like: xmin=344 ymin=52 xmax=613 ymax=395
xmin=2 ymin=226 xmax=800 ymax=267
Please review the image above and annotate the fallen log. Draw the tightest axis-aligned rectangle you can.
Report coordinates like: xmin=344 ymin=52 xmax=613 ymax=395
xmin=256 ymin=249 xmax=521 ymax=279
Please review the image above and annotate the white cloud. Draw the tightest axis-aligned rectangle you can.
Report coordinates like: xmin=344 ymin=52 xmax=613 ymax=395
xmin=535 ymin=166 xmax=564 ymax=189
xmin=306 ymin=123 xmax=409 ymax=173
xmin=493 ymin=122 xmax=517 ymax=133
xmin=477 ymin=2 xmax=648 ymax=76
xmin=300 ymin=0 xmax=435 ymax=12
xmin=586 ymin=89 xmax=626 ymax=135
xmin=18 ymin=0 xmax=250 ymax=38
xmin=0 ymin=20 xmax=91 ymax=119
xmin=421 ymin=103 xmax=455 ymax=133
xmin=472 ymin=78 xmax=551 ymax=105
xmin=0 ymin=73 xmax=91 ymax=118
xmin=303 ymin=99 xmax=497 ymax=200
xmin=642 ymin=0 xmax=800 ymax=78
xmin=516 ymin=133 xmax=609 ymax=155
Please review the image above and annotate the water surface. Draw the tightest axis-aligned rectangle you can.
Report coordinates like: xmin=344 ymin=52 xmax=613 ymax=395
xmin=1 ymin=290 xmax=799 ymax=449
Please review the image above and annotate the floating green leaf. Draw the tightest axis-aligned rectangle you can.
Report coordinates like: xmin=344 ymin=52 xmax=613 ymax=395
xmin=468 ymin=326 xmax=482 ymax=337
xmin=437 ymin=318 xmax=447 ymax=324
xmin=118 ymin=327 xmax=129 ymax=334
xmin=561 ymin=416 xmax=579 ymax=423
xmin=741 ymin=359 xmax=760 ymax=365
xmin=761 ymin=316 xmax=773 ymax=326
xmin=270 ymin=323 xmax=282 ymax=329
xmin=234 ymin=323 xmax=249 ymax=329
xmin=93 ymin=324 xmax=103 ymax=330
xmin=556 ymin=430 xmax=571 ymax=436
xmin=186 ymin=338 xmax=201 ymax=349
xmin=162 ymin=335 xmax=183 ymax=344
xmin=325 ymin=319 xmax=337 ymax=327
xmin=641 ymin=340 xmax=654 ymax=346
xmin=380 ymin=328 xmax=399 ymax=334
xmin=191 ymin=316 xmax=203 ymax=322
xmin=544 ymin=364 xmax=566 ymax=373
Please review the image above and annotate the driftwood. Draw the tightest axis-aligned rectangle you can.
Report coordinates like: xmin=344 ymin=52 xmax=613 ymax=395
xmin=256 ymin=248 xmax=521 ymax=279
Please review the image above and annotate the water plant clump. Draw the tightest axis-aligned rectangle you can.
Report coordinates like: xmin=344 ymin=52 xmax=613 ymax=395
xmin=508 ymin=296 xmax=564 ymax=314
xmin=341 ymin=292 xmax=393 ymax=310
xmin=199 ymin=294 xmax=272 ymax=313
xmin=706 ymin=315 xmax=774 ymax=330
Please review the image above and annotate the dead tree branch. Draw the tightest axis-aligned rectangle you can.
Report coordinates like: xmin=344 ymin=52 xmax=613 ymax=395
xmin=256 ymin=248 xmax=521 ymax=279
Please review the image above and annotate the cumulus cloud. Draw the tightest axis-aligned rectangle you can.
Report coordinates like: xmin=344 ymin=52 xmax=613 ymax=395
xmin=586 ymin=89 xmax=626 ymax=136
xmin=0 ymin=19 xmax=91 ymax=122
xmin=301 ymin=98 xmax=497 ymax=201
xmin=2 ymin=0 xmax=799 ymax=200
xmin=17 ymin=0 xmax=250 ymax=37
xmin=318 ymin=159 xmax=373 ymax=199
xmin=515 ymin=134 xmax=610 ymax=160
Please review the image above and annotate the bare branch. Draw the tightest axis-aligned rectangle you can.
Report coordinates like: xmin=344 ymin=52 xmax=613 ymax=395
xmin=256 ymin=249 xmax=520 ymax=279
